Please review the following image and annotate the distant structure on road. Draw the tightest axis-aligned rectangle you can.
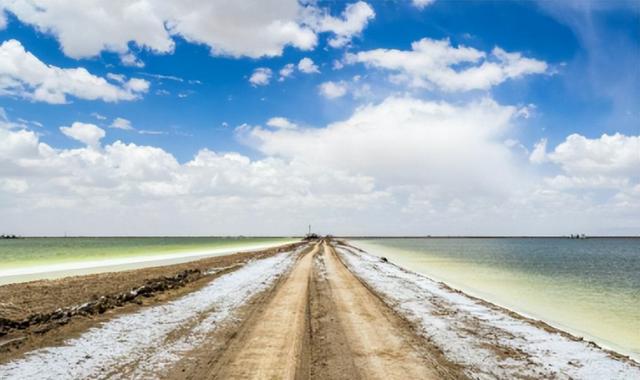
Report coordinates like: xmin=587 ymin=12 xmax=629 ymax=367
xmin=304 ymin=224 xmax=320 ymax=240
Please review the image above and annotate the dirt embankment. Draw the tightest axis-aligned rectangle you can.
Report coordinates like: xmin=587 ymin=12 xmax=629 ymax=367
xmin=0 ymin=242 xmax=302 ymax=360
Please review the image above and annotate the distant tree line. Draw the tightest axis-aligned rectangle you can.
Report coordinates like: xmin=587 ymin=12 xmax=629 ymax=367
xmin=0 ymin=234 xmax=21 ymax=239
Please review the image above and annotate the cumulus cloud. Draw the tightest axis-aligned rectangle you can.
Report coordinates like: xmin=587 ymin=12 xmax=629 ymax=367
xmin=319 ymin=81 xmax=348 ymax=99
xmin=547 ymin=133 xmax=640 ymax=177
xmin=60 ymin=122 xmax=106 ymax=148
xmin=120 ymin=52 xmax=145 ymax=67
xmin=278 ymin=58 xmax=321 ymax=81
xmin=0 ymin=100 xmax=637 ymax=235
xmin=0 ymin=1 xmax=376 ymax=60
xmin=110 ymin=117 xmax=134 ymax=131
xmin=298 ymin=57 xmax=320 ymax=73
xmin=345 ymin=37 xmax=548 ymax=91
xmin=317 ymin=76 xmax=372 ymax=99
xmin=531 ymin=133 xmax=639 ymax=201
xmin=246 ymin=96 xmax=521 ymax=193
xmin=249 ymin=68 xmax=272 ymax=86
xmin=125 ymin=78 xmax=151 ymax=93
xmin=0 ymin=39 xmax=150 ymax=104
xmin=266 ymin=117 xmax=298 ymax=130
xmin=310 ymin=1 xmax=375 ymax=48
xmin=278 ymin=63 xmax=295 ymax=81
xmin=0 ymin=114 xmax=378 ymax=235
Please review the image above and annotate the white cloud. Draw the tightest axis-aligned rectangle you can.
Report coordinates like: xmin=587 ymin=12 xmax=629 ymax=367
xmin=1 ymin=1 xmax=174 ymax=59
xmin=278 ymin=63 xmax=295 ymax=81
xmin=124 ymin=78 xmax=151 ymax=93
xmin=311 ymin=1 xmax=375 ymax=48
xmin=529 ymin=138 xmax=548 ymax=163
xmin=91 ymin=112 xmax=108 ymax=121
xmin=0 ymin=10 xmax=6 ymax=29
xmin=0 ymin=39 xmax=150 ymax=104
xmin=298 ymin=57 xmax=320 ymax=73
xmin=138 ymin=129 xmax=166 ymax=135
xmin=0 ymin=115 xmax=378 ymax=235
xmin=411 ymin=0 xmax=436 ymax=9
xmin=140 ymin=73 xmax=184 ymax=82
xmin=60 ymin=122 xmax=106 ymax=148
xmin=1 ymin=1 xmax=380 ymax=60
xmin=106 ymin=73 xmax=126 ymax=83
xmin=533 ymin=134 xmax=639 ymax=194
xmin=317 ymin=76 xmax=372 ymax=99
xmin=1 ymin=0 xmax=317 ymax=59
xmin=318 ymin=81 xmax=348 ymax=99
xmin=0 ymin=102 xmax=637 ymax=235
xmin=249 ymin=68 xmax=272 ymax=86
xmin=246 ymin=96 xmax=521 ymax=193
xmin=548 ymin=133 xmax=640 ymax=177
xmin=110 ymin=117 xmax=134 ymax=131
xmin=266 ymin=117 xmax=297 ymax=130
xmin=120 ymin=52 xmax=145 ymax=67
xmin=345 ymin=37 xmax=548 ymax=92
xmin=279 ymin=57 xmax=321 ymax=81
xmin=516 ymin=103 xmax=537 ymax=119
xmin=160 ymin=1 xmax=317 ymax=58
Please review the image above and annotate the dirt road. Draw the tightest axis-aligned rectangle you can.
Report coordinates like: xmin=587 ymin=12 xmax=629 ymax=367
xmin=209 ymin=243 xmax=318 ymax=379
xmin=201 ymin=241 xmax=457 ymax=379
xmin=0 ymin=240 xmax=461 ymax=379
xmin=315 ymin=242 xmax=455 ymax=379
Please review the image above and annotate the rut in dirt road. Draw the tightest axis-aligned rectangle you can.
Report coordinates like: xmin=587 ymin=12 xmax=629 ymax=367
xmin=311 ymin=242 xmax=459 ymax=380
xmin=207 ymin=243 xmax=319 ymax=379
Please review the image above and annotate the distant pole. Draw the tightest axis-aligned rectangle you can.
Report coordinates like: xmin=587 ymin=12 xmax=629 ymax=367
xmin=308 ymin=224 xmax=311 ymax=235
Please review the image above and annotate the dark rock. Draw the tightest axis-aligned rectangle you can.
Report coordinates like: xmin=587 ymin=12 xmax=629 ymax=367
xmin=56 ymin=317 xmax=70 ymax=325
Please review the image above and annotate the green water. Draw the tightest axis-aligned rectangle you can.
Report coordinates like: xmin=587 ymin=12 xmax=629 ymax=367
xmin=0 ymin=237 xmax=294 ymax=269
xmin=354 ymin=238 xmax=640 ymax=360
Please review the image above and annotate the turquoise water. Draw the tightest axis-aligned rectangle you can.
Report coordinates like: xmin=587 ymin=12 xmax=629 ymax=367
xmin=0 ymin=237 xmax=294 ymax=269
xmin=353 ymin=238 xmax=640 ymax=360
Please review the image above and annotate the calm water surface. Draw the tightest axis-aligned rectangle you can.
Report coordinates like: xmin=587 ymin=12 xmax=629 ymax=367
xmin=0 ymin=237 xmax=293 ymax=268
xmin=353 ymin=238 xmax=640 ymax=360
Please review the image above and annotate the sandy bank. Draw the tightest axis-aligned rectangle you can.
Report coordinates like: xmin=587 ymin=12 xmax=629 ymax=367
xmin=0 ymin=239 xmax=298 ymax=285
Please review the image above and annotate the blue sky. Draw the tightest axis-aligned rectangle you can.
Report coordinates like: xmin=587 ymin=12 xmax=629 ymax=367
xmin=0 ymin=1 xmax=638 ymax=236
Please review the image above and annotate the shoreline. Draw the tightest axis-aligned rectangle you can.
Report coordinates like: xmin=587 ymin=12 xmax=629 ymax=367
xmin=0 ymin=239 xmax=298 ymax=285
xmin=0 ymin=239 xmax=637 ymax=378
xmin=349 ymin=240 xmax=640 ymax=363
xmin=337 ymin=242 xmax=640 ymax=377
xmin=414 ymin=271 xmax=638 ymax=362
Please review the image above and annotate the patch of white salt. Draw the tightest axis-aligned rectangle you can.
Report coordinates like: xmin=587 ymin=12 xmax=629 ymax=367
xmin=337 ymin=245 xmax=640 ymax=380
xmin=0 ymin=247 xmax=303 ymax=379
